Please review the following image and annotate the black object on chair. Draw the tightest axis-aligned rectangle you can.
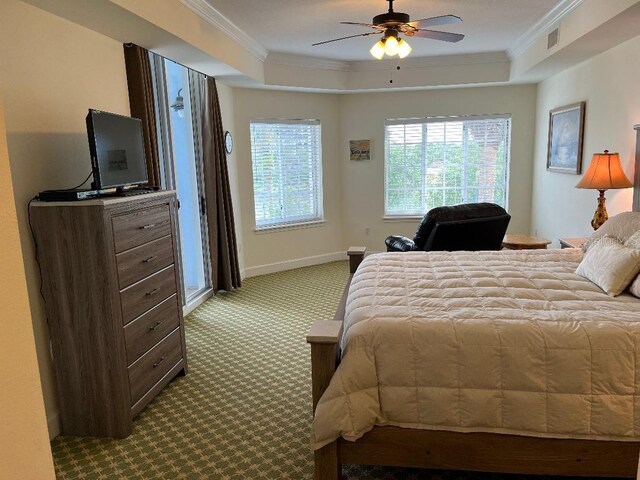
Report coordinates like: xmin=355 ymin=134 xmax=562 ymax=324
xmin=385 ymin=203 xmax=511 ymax=252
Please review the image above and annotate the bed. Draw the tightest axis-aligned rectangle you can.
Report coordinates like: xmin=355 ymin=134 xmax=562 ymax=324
xmin=306 ymin=125 xmax=640 ymax=479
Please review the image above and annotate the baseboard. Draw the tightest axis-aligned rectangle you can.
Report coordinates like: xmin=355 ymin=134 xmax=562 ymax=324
xmin=242 ymin=251 xmax=347 ymax=279
xmin=47 ymin=411 xmax=61 ymax=440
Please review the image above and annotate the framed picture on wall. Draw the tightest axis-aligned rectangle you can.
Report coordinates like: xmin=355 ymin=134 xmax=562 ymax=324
xmin=349 ymin=139 xmax=371 ymax=161
xmin=546 ymin=101 xmax=586 ymax=174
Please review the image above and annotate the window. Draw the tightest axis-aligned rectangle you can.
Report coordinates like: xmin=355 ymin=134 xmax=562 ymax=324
xmin=250 ymin=120 xmax=323 ymax=229
xmin=385 ymin=115 xmax=511 ymax=216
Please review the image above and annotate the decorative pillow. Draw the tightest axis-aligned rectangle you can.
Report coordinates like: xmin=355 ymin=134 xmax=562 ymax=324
xmin=583 ymin=212 xmax=640 ymax=252
xmin=624 ymin=230 xmax=640 ymax=249
xmin=629 ymin=276 xmax=640 ymax=298
xmin=575 ymin=235 xmax=640 ymax=296
xmin=624 ymin=231 xmax=640 ymax=298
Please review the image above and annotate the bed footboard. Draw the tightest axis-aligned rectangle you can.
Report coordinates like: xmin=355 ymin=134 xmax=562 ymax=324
xmin=307 ymin=319 xmax=342 ymax=480
xmin=307 ymin=247 xmax=365 ymax=480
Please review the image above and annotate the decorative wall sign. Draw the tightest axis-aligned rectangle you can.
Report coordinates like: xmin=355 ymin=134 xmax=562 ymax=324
xmin=547 ymin=102 xmax=586 ymax=174
xmin=350 ymin=139 xmax=371 ymax=161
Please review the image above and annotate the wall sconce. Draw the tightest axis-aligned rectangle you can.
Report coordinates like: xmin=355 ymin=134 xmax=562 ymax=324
xmin=170 ymin=88 xmax=185 ymax=118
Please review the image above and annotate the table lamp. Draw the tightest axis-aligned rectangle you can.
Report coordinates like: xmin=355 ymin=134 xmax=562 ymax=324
xmin=576 ymin=150 xmax=633 ymax=230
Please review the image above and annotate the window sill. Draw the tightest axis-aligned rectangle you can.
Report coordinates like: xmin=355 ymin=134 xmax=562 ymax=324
xmin=254 ymin=219 xmax=326 ymax=234
xmin=383 ymin=215 xmax=424 ymax=222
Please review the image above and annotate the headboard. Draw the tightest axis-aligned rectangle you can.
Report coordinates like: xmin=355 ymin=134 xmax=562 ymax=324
xmin=635 ymin=125 xmax=640 ymax=212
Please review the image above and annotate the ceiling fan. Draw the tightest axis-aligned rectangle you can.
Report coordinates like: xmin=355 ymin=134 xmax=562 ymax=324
xmin=312 ymin=0 xmax=465 ymax=60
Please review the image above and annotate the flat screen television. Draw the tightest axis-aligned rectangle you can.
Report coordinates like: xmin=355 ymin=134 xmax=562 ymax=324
xmin=86 ymin=109 xmax=148 ymax=190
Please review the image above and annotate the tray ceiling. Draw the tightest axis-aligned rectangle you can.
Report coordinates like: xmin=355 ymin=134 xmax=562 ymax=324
xmin=204 ymin=0 xmax=561 ymax=61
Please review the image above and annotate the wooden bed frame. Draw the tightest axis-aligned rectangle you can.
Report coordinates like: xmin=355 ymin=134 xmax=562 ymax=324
xmin=307 ymin=127 xmax=640 ymax=479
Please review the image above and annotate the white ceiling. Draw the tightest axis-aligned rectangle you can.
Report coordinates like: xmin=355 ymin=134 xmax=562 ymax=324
xmin=205 ymin=0 xmax=561 ymax=61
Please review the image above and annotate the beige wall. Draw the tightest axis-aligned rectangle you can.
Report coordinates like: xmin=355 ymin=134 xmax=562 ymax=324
xmin=0 ymin=92 xmax=55 ymax=478
xmin=0 ymin=0 xmax=131 ymax=437
xmin=232 ymin=88 xmax=344 ymax=271
xmin=231 ymin=84 xmax=537 ymax=264
xmin=0 ymin=1 xmax=245 ymax=439
xmin=531 ymin=35 xmax=640 ymax=246
xmin=339 ymin=85 xmax=538 ymax=251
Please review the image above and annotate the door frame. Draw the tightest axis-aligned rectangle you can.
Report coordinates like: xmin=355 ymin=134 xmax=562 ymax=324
xmin=150 ymin=54 xmax=213 ymax=311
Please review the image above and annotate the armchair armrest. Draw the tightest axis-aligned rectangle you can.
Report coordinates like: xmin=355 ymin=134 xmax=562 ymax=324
xmin=385 ymin=235 xmax=416 ymax=252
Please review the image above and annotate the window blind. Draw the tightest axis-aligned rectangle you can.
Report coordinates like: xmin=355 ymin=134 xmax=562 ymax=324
xmin=385 ymin=115 xmax=511 ymax=216
xmin=250 ymin=120 xmax=323 ymax=228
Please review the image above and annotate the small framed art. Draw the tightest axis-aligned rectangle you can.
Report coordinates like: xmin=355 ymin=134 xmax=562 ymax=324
xmin=547 ymin=101 xmax=585 ymax=174
xmin=349 ymin=139 xmax=371 ymax=161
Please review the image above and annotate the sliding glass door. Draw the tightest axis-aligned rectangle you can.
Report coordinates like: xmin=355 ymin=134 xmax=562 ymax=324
xmin=151 ymin=55 xmax=211 ymax=308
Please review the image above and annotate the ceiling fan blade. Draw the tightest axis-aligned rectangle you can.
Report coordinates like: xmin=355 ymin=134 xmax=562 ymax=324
xmin=409 ymin=14 xmax=462 ymax=28
xmin=340 ymin=21 xmax=385 ymax=30
xmin=312 ymin=32 xmax=379 ymax=46
xmin=412 ymin=29 xmax=465 ymax=43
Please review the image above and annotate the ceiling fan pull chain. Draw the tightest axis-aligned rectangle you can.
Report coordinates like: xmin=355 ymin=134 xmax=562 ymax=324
xmin=390 ymin=62 xmax=401 ymax=85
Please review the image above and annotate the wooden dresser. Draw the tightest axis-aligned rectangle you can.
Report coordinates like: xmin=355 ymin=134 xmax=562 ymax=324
xmin=30 ymin=191 xmax=187 ymax=438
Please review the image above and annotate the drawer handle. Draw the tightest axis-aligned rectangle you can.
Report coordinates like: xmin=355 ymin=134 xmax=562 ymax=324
xmin=153 ymin=356 xmax=166 ymax=368
xmin=149 ymin=321 xmax=162 ymax=331
xmin=140 ymin=220 xmax=169 ymax=230
xmin=145 ymin=288 xmax=159 ymax=297
xmin=142 ymin=255 xmax=157 ymax=264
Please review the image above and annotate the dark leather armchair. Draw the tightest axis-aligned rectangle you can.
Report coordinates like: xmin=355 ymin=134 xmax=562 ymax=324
xmin=385 ymin=203 xmax=511 ymax=252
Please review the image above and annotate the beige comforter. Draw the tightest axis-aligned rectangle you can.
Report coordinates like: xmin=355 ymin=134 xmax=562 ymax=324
xmin=311 ymin=249 xmax=640 ymax=450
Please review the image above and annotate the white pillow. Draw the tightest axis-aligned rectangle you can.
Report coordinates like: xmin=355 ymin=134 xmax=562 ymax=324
xmin=575 ymin=235 xmax=640 ymax=296
xmin=624 ymin=231 xmax=640 ymax=298
xmin=629 ymin=276 xmax=640 ymax=298
xmin=583 ymin=212 xmax=640 ymax=252
xmin=624 ymin=230 xmax=640 ymax=249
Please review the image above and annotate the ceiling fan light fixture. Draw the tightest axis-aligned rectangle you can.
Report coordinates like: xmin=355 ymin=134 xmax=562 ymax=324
xmin=384 ymin=35 xmax=399 ymax=56
xmin=397 ymin=38 xmax=412 ymax=58
xmin=370 ymin=39 xmax=386 ymax=60
xmin=312 ymin=2 xmax=464 ymax=60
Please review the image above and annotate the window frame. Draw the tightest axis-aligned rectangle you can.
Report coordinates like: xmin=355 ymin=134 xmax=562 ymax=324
xmin=383 ymin=114 xmax=512 ymax=218
xmin=249 ymin=118 xmax=324 ymax=231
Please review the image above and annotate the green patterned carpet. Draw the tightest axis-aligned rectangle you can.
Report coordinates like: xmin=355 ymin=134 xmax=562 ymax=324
xmin=51 ymin=261 xmax=614 ymax=480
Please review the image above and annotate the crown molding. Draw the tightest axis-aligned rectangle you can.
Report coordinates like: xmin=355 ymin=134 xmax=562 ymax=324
xmin=265 ymin=52 xmax=350 ymax=71
xmin=348 ymin=51 xmax=509 ymax=72
xmin=178 ymin=0 xmax=268 ymax=61
xmin=507 ymin=0 xmax=583 ymax=59
xmin=266 ymin=51 xmax=509 ymax=73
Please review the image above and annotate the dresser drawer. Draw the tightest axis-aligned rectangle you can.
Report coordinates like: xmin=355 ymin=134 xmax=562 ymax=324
xmin=124 ymin=294 xmax=181 ymax=365
xmin=112 ymin=204 xmax=172 ymax=253
xmin=120 ymin=265 xmax=177 ymax=325
xmin=128 ymin=328 xmax=183 ymax=406
xmin=116 ymin=235 xmax=174 ymax=289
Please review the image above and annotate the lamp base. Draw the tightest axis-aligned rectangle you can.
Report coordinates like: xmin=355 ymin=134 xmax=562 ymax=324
xmin=591 ymin=190 xmax=608 ymax=230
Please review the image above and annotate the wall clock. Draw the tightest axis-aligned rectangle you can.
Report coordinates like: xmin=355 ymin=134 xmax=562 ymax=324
xmin=224 ymin=130 xmax=233 ymax=155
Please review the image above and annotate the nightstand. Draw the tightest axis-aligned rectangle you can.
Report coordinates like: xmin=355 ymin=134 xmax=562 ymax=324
xmin=502 ymin=234 xmax=551 ymax=250
xmin=559 ymin=237 xmax=589 ymax=249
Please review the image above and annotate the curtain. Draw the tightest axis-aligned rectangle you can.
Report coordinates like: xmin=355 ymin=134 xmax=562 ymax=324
xmin=201 ymin=77 xmax=241 ymax=292
xmin=123 ymin=44 xmax=161 ymax=187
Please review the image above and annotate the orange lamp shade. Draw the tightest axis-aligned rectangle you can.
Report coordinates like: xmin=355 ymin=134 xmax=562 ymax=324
xmin=576 ymin=150 xmax=633 ymax=190
xmin=575 ymin=150 xmax=633 ymax=230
